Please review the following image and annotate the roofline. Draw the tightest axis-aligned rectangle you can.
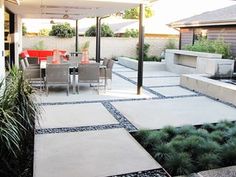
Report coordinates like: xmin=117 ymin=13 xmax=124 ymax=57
xmin=170 ymin=20 xmax=236 ymax=28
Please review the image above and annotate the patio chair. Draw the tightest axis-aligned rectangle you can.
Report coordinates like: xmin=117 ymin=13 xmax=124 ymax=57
xmin=100 ymin=59 xmax=115 ymax=89
xmin=78 ymin=63 xmax=100 ymax=93
xmin=102 ymin=58 xmax=109 ymax=66
xmin=20 ymin=59 xmax=44 ymax=90
xmin=24 ymin=57 xmax=40 ymax=69
xmin=45 ymin=63 xmax=70 ymax=96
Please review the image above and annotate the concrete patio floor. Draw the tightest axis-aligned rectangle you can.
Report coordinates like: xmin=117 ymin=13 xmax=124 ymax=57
xmin=34 ymin=63 xmax=236 ymax=177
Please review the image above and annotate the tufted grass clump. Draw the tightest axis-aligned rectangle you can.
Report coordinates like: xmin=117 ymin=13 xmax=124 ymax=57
xmin=133 ymin=121 xmax=236 ymax=176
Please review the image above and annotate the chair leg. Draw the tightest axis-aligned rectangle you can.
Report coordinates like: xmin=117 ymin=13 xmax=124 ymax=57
xmin=46 ymin=85 xmax=49 ymax=96
xmin=67 ymin=85 xmax=69 ymax=96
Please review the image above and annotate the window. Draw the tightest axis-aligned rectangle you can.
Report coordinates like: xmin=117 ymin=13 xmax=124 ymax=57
xmin=193 ymin=28 xmax=208 ymax=43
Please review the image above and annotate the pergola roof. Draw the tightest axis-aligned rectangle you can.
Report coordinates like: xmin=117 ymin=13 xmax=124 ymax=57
xmin=5 ymin=0 xmax=151 ymax=20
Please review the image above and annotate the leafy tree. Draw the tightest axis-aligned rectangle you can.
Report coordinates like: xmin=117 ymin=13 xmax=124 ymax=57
xmin=123 ymin=6 xmax=153 ymax=19
xmin=39 ymin=28 xmax=50 ymax=36
xmin=49 ymin=23 xmax=75 ymax=38
xmin=124 ymin=29 xmax=138 ymax=38
xmin=22 ymin=23 xmax=27 ymax=36
xmin=85 ymin=24 xmax=114 ymax=37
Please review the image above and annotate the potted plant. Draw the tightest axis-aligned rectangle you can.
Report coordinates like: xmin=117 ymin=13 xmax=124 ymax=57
xmin=81 ymin=41 xmax=90 ymax=64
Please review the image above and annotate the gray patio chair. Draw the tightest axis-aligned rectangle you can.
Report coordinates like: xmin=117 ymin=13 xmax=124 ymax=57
xmin=20 ymin=59 xmax=44 ymax=90
xmin=102 ymin=58 xmax=109 ymax=66
xmin=45 ymin=63 xmax=70 ymax=96
xmin=100 ymin=59 xmax=115 ymax=89
xmin=78 ymin=63 xmax=100 ymax=93
xmin=24 ymin=57 xmax=40 ymax=69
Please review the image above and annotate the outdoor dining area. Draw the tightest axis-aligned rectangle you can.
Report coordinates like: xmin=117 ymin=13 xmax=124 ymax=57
xmin=19 ymin=49 xmax=114 ymax=96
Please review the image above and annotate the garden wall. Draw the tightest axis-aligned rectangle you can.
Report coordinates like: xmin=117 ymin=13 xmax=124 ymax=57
xmin=22 ymin=36 xmax=178 ymax=59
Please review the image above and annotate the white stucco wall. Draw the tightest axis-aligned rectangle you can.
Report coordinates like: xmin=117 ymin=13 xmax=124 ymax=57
xmin=14 ymin=15 xmax=22 ymax=68
xmin=22 ymin=36 xmax=178 ymax=59
xmin=0 ymin=0 xmax=5 ymax=82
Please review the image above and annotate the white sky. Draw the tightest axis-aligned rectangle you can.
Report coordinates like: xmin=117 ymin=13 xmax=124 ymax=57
xmin=23 ymin=0 xmax=236 ymax=33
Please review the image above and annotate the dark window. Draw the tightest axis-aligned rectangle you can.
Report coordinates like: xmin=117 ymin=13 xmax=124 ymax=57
xmin=193 ymin=28 xmax=208 ymax=43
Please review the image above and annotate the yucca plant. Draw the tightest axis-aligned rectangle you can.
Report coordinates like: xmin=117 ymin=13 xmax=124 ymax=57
xmin=0 ymin=67 xmax=40 ymax=177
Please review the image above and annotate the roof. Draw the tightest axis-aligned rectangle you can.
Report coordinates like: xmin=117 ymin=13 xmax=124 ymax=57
xmin=169 ymin=4 xmax=236 ymax=28
xmin=5 ymin=0 xmax=152 ymax=20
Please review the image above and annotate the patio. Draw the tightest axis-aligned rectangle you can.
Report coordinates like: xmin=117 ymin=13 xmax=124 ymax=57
xmin=34 ymin=63 xmax=236 ymax=177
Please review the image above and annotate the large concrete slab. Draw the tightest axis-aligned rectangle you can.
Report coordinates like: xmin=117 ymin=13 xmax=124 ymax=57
xmin=130 ymin=77 xmax=180 ymax=87
xmin=38 ymin=103 xmax=118 ymax=129
xmin=112 ymin=96 xmax=236 ymax=129
xmin=151 ymin=86 xmax=197 ymax=97
xmin=34 ymin=129 xmax=161 ymax=177
xmin=36 ymin=74 xmax=155 ymax=104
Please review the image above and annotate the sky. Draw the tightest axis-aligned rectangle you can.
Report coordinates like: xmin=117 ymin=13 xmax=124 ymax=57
xmin=23 ymin=0 xmax=236 ymax=33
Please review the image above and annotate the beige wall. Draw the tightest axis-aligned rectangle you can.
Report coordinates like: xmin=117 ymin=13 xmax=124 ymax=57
xmin=22 ymin=36 xmax=178 ymax=59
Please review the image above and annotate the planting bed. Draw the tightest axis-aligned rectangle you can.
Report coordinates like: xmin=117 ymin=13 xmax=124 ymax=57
xmin=132 ymin=121 xmax=236 ymax=176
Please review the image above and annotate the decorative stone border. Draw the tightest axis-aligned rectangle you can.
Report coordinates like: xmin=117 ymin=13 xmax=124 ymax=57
xmin=109 ymin=168 xmax=170 ymax=177
xmin=102 ymin=101 xmax=138 ymax=132
xmin=36 ymin=124 xmax=123 ymax=134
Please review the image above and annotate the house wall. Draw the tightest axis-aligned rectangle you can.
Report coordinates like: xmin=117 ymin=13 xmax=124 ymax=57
xmin=207 ymin=26 xmax=236 ymax=57
xmin=180 ymin=28 xmax=193 ymax=48
xmin=180 ymin=26 xmax=236 ymax=57
xmin=22 ymin=36 xmax=179 ymax=59
xmin=0 ymin=0 xmax=5 ymax=83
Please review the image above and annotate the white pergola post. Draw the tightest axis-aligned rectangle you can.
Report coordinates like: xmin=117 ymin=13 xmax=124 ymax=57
xmin=14 ymin=14 xmax=22 ymax=68
xmin=0 ymin=0 xmax=5 ymax=82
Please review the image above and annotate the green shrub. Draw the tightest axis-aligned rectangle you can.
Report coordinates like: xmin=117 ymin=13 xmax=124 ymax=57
xmin=201 ymin=123 xmax=216 ymax=132
xmin=220 ymin=139 xmax=236 ymax=165
xmin=85 ymin=24 xmax=114 ymax=37
xmin=197 ymin=153 xmax=220 ymax=170
xmin=49 ymin=22 xmax=75 ymax=38
xmin=39 ymin=28 xmax=50 ymax=36
xmin=154 ymin=144 xmax=173 ymax=163
xmin=145 ymin=131 xmax=169 ymax=149
xmin=184 ymin=38 xmax=232 ymax=59
xmin=162 ymin=126 xmax=177 ymax=141
xmin=0 ymin=67 xmax=40 ymax=177
xmin=136 ymin=43 xmax=150 ymax=61
xmin=133 ymin=130 xmax=150 ymax=144
xmin=164 ymin=39 xmax=177 ymax=50
xmin=123 ymin=29 xmax=138 ymax=38
xmin=177 ymin=125 xmax=196 ymax=137
xmin=164 ymin=152 xmax=193 ymax=175
xmin=209 ymin=130 xmax=227 ymax=144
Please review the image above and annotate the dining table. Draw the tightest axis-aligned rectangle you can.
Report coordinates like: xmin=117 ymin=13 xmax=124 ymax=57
xmin=40 ymin=60 xmax=107 ymax=94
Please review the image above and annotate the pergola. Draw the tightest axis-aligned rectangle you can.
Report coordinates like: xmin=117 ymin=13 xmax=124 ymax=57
xmin=1 ymin=0 xmax=154 ymax=94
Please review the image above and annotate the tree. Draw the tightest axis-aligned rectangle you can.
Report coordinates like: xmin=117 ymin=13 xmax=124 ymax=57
xmin=123 ymin=6 xmax=153 ymax=19
xmin=85 ymin=24 xmax=114 ymax=37
xmin=49 ymin=23 xmax=75 ymax=38
xmin=39 ymin=28 xmax=50 ymax=36
xmin=22 ymin=23 xmax=27 ymax=36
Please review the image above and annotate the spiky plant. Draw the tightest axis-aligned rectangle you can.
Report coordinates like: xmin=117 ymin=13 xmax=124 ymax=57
xmin=197 ymin=153 xmax=220 ymax=171
xmin=220 ymin=139 xmax=236 ymax=166
xmin=164 ymin=152 xmax=193 ymax=176
xmin=153 ymin=144 xmax=173 ymax=163
xmin=201 ymin=123 xmax=216 ymax=132
xmin=162 ymin=126 xmax=177 ymax=141
xmin=0 ymin=67 xmax=41 ymax=177
xmin=209 ymin=130 xmax=227 ymax=144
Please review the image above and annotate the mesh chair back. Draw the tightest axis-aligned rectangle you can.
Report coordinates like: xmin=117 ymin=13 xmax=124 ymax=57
xmin=102 ymin=58 xmax=109 ymax=66
xmin=78 ymin=63 xmax=99 ymax=82
xmin=69 ymin=55 xmax=81 ymax=67
xmin=20 ymin=59 xmax=27 ymax=70
xmin=24 ymin=57 xmax=30 ymax=67
xmin=107 ymin=59 xmax=115 ymax=69
xmin=46 ymin=64 xmax=69 ymax=84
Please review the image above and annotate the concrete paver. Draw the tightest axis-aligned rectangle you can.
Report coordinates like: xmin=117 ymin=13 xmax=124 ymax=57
xmin=112 ymin=96 xmax=236 ymax=129
xmin=130 ymin=77 xmax=180 ymax=87
xmin=34 ymin=129 xmax=161 ymax=177
xmin=38 ymin=103 xmax=118 ymax=129
xmin=150 ymin=86 xmax=197 ymax=97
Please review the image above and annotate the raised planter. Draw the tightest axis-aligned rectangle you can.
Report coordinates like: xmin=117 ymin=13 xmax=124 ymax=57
xmin=165 ymin=49 xmax=235 ymax=76
xmin=180 ymin=74 xmax=236 ymax=106
xmin=117 ymin=56 xmax=166 ymax=71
